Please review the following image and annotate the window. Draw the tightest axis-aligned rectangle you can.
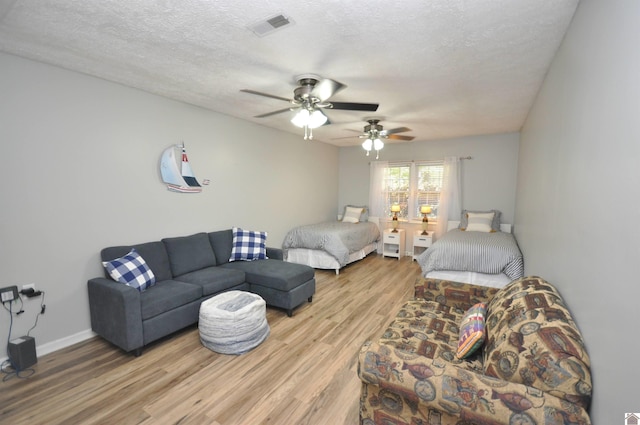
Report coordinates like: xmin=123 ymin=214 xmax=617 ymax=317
xmin=383 ymin=164 xmax=411 ymax=217
xmin=382 ymin=161 xmax=443 ymax=220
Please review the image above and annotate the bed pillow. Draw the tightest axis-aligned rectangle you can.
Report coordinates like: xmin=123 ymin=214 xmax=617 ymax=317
xmin=463 ymin=212 xmax=495 ymax=232
xmin=102 ymin=248 xmax=156 ymax=292
xmin=456 ymin=302 xmax=487 ymax=359
xmin=342 ymin=205 xmax=369 ymax=222
xmin=459 ymin=209 xmax=501 ymax=231
xmin=229 ymin=227 xmax=268 ymax=261
xmin=342 ymin=206 xmax=363 ymax=223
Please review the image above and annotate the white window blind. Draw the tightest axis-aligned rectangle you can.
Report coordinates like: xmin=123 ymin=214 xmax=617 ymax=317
xmin=382 ymin=161 xmax=443 ymax=220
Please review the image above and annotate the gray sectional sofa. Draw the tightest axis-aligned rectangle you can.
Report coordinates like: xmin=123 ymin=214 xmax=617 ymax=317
xmin=88 ymin=229 xmax=315 ymax=356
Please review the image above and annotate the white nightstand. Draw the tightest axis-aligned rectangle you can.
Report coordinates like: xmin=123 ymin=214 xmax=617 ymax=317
xmin=383 ymin=229 xmax=405 ymax=259
xmin=412 ymin=231 xmax=433 ymax=261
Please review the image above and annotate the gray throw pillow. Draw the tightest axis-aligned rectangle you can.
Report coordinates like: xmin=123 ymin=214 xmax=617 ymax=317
xmin=162 ymin=232 xmax=217 ymax=276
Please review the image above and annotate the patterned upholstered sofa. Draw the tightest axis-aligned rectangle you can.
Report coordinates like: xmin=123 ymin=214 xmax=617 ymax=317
xmin=358 ymin=276 xmax=592 ymax=424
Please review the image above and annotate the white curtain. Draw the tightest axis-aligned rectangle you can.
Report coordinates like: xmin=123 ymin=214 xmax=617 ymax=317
xmin=369 ymin=161 xmax=388 ymax=218
xmin=435 ymin=156 xmax=461 ymax=239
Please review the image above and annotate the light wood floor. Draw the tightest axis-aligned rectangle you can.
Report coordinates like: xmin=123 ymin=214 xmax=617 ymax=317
xmin=1 ymin=254 xmax=422 ymax=425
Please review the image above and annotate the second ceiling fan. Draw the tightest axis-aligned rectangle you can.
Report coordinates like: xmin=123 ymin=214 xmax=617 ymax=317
xmin=241 ymin=74 xmax=379 ymax=140
xmin=335 ymin=118 xmax=415 ymax=158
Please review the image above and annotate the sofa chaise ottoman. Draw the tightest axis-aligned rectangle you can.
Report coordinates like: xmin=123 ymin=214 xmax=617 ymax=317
xmin=88 ymin=229 xmax=315 ymax=356
xmin=358 ymin=276 xmax=592 ymax=424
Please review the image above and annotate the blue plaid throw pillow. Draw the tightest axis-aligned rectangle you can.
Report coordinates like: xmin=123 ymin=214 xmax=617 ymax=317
xmin=229 ymin=227 xmax=268 ymax=262
xmin=102 ymin=248 xmax=156 ymax=291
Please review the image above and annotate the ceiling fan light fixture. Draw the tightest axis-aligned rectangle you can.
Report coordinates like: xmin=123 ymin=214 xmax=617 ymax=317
xmin=373 ymin=138 xmax=384 ymax=159
xmin=362 ymin=138 xmax=373 ymax=156
xmin=291 ymin=108 xmax=327 ymax=129
xmin=308 ymin=109 xmax=328 ymax=129
xmin=291 ymin=108 xmax=310 ymax=128
xmin=291 ymin=107 xmax=327 ymax=140
xmin=374 ymin=138 xmax=384 ymax=151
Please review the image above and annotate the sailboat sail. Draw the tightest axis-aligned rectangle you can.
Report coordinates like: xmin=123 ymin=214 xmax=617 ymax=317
xmin=179 ymin=147 xmax=201 ymax=188
xmin=160 ymin=143 xmax=202 ymax=193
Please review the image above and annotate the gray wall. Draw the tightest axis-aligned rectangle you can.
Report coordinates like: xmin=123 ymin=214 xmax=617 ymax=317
xmin=0 ymin=52 xmax=339 ymax=353
xmin=514 ymin=0 xmax=639 ymax=422
xmin=339 ymin=132 xmax=520 ymax=223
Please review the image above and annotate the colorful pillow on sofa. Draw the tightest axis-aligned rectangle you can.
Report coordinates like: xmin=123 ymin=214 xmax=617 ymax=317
xmin=229 ymin=227 xmax=268 ymax=261
xmin=102 ymin=248 xmax=156 ymax=292
xmin=456 ymin=302 xmax=487 ymax=359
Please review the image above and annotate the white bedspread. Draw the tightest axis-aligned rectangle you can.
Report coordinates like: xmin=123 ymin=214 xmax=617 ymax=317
xmin=425 ymin=270 xmax=512 ymax=288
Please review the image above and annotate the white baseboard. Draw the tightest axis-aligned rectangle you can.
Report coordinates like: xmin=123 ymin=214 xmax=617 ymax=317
xmin=1 ymin=329 xmax=96 ymax=363
xmin=36 ymin=329 xmax=97 ymax=357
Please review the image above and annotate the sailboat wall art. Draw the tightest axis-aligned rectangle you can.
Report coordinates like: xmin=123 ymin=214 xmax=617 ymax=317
xmin=160 ymin=143 xmax=203 ymax=193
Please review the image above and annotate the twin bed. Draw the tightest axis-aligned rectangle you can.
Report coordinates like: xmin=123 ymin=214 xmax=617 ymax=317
xmin=416 ymin=219 xmax=523 ymax=288
xmin=282 ymin=217 xmax=380 ymax=275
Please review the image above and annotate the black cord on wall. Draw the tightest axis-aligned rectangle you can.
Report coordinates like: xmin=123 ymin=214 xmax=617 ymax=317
xmin=27 ymin=291 xmax=45 ymax=337
xmin=1 ymin=293 xmax=41 ymax=380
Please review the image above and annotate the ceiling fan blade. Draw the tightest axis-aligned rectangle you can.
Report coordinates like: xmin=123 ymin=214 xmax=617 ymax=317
xmin=384 ymin=126 xmax=412 ymax=135
xmin=254 ymin=107 xmax=293 ymax=118
xmin=311 ymin=78 xmax=346 ymax=102
xmin=240 ymin=89 xmax=291 ymax=102
xmin=330 ymin=102 xmax=379 ymax=112
xmin=387 ymin=134 xmax=415 ymax=141
xmin=331 ymin=135 xmax=360 ymax=140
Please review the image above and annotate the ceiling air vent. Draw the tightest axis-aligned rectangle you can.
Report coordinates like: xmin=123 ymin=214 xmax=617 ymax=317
xmin=248 ymin=13 xmax=295 ymax=37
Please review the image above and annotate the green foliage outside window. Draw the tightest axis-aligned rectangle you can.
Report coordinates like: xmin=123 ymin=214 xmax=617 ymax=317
xmin=383 ymin=162 xmax=443 ymax=219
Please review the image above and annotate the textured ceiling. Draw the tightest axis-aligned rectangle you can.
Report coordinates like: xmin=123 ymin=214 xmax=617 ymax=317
xmin=0 ymin=0 xmax=579 ymax=146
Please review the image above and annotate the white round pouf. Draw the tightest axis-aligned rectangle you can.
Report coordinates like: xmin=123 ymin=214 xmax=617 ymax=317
xmin=199 ymin=290 xmax=270 ymax=355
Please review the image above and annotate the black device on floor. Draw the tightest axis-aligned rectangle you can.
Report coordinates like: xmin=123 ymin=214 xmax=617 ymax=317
xmin=8 ymin=336 xmax=37 ymax=370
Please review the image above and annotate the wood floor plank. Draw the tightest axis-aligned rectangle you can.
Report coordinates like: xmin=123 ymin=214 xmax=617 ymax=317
xmin=0 ymin=254 xmax=423 ymax=425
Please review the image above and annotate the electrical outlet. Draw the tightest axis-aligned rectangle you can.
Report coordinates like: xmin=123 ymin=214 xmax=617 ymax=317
xmin=1 ymin=286 xmax=19 ymax=303
xmin=22 ymin=283 xmax=35 ymax=292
